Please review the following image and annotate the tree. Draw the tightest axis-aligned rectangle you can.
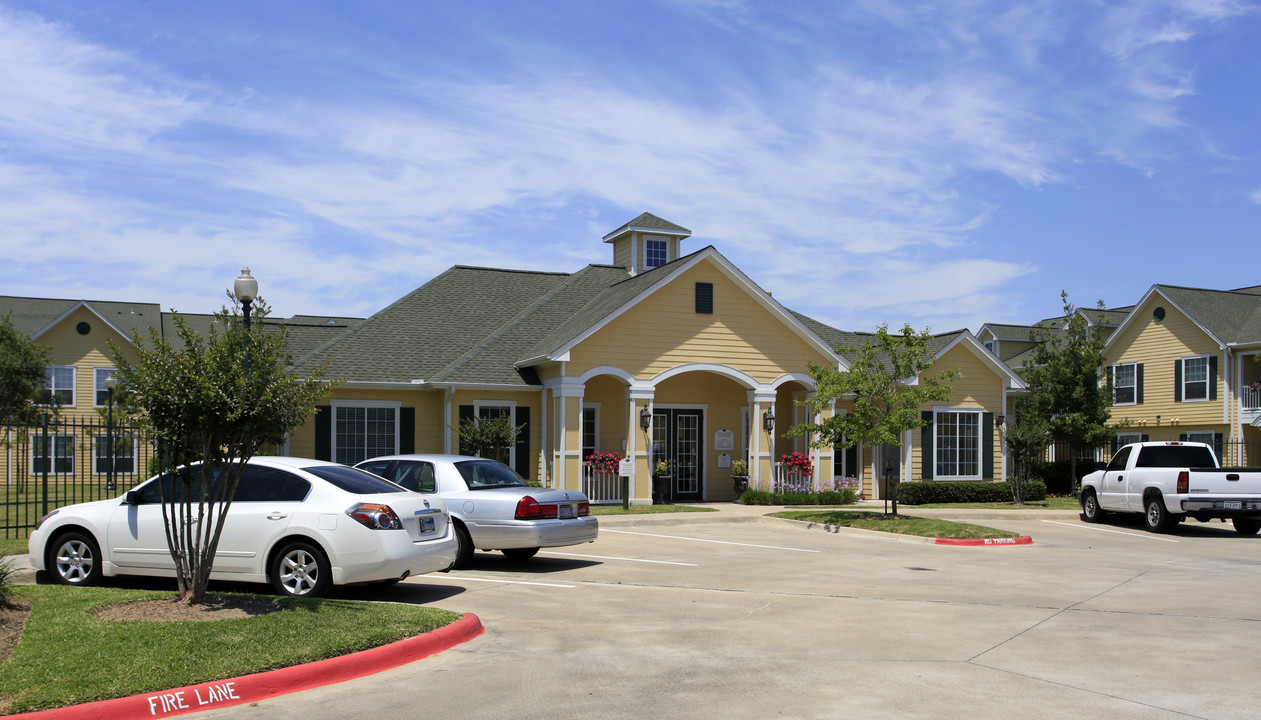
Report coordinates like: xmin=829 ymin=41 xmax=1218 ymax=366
xmin=1022 ymin=292 xmax=1115 ymax=495
xmin=111 ymin=296 xmax=338 ymax=605
xmin=1003 ymin=397 xmax=1050 ymax=504
xmin=453 ymin=414 xmax=524 ymax=466
xmin=791 ymin=324 xmax=955 ymax=515
xmin=0 ymin=312 xmax=52 ymax=424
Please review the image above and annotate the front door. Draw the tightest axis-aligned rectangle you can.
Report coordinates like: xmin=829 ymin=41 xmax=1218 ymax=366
xmin=652 ymin=409 xmax=704 ymax=502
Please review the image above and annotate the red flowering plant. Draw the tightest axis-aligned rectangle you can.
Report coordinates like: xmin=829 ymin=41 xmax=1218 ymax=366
xmin=585 ymin=451 xmax=623 ymax=475
xmin=780 ymin=451 xmax=813 ymax=476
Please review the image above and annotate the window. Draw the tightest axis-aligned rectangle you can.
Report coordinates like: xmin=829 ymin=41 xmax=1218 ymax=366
xmin=645 ymin=239 xmax=668 ymax=269
xmin=581 ymin=405 xmax=599 ymax=460
xmin=41 ymin=366 xmax=75 ymax=407
xmin=475 ymin=402 xmax=515 ymax=466
xmin=935 ymin=410 xmax=980 ymax=479
xmin=393 ymin=461 xmax=437 ymax=493
xmin=1112 ymin=363 xmax=1137 ymax=405
xmin=94 ymin=367 xmax=116 ymax=407
xmin=1106 ymin=446 xmax=1132 ymax=472
xmin=1184 ymin=430 xmax=1214 ymax=445
xmin=32 ymin=434 xmax=75 ymax=474
xmin=94 ymin=435 xmax=135 ymax=475
xmin=983 ymin=340 xmax=995 ymax=355
xmin=333 ymin=403 xmax=398 ymax=465
xmin=1181 ymin=356 xmax=1209 ymax=401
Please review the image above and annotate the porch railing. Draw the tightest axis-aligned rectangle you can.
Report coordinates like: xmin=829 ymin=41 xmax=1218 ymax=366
xmin=1242 ymin=384 xmax=1261 ymax=412
xmin=773 ymin=463 xmax=816 ymax=494
xmin=582 ymin=467 xmax=624 ymax=504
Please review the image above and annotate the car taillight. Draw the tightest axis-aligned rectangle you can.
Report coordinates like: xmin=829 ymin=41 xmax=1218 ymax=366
xmin=1177 ymin=471 xmax=1189 ymax=494
xmin=346 ymin=503 xmax=403 ymax=530
xmin=577 ymin=501 xmax=590 ymax=516
xmin=515 ymin=496 xmax=545 ymax=519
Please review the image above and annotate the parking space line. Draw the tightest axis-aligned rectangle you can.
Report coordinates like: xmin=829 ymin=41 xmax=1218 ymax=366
xmin=540 ymin=551 xmax=698 ymax=566
xmin=1040 ymin=519 xmax=1180 ymax=542
xmin=604 ymin=529 xmax=820 ymax=552
xmin=440 ymin=575 xmax=576 ymax=588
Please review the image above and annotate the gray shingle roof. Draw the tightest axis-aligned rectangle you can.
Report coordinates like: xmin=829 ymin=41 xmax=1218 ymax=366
xmin=602 ymin=212 xmax=691 ymax=241
xmin=1158 ymin=285 xmax=1261 ymax=346
xmin=0 ymin=296 xmax=164 ymax=341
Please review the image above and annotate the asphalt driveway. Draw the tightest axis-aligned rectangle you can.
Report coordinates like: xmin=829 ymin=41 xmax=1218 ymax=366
xmin=182 ymin=506 xmax=1261 ymax=719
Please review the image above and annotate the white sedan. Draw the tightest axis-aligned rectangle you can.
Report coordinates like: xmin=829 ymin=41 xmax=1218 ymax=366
xmin=356 ymin=455 xmax=598 ymax=568
xmin=29 ymin=457 xmax=458 ymax=597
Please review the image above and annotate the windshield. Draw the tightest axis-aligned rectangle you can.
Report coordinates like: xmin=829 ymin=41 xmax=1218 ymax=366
xmin=302 ymin=465 xmax=407 ymax=494
xmin=454 ymin=459 xmax=528 ymax=490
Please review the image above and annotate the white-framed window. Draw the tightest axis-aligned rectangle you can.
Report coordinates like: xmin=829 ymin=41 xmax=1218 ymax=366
xmin=581 ymin=404 xmax=600 ymax=460
xmin=1184 ymin=430 xmax=1215 ymax=445
xmin=1116 ymin=432 xmax=1142 ymax=446
xmin=935 ymin=409 xmax=981 ymax=480
xmin=983 ymin=340 xmax=995 ymax=355
xmin=94 ymin=435 xmax=136 ymax=475
xmin=644 ymin=238 xmax=668 ymax=269
xmin=1112 ymin=362 xmax=1137 ymax=405
xmin=41 ymin=366 xmax=76 ymax=407
xmin=94 ymin=367 xmax=116 ymax=407
xmin=474 ymin=400 xmax=517 ymax=466
xmin=1182 ymin=356 xmax=1209 ymax=401
xmin=32 ymin=434 xmax=75 ymax=474
xmin=332 ymin=400 xmax=400 ymax=466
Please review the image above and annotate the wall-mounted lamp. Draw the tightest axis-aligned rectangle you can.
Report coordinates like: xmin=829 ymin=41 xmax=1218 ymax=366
xmin=995 ymin=414 xmax=1005 ymax=427
xmin=640 ymin=406 xmax=652 ymax=430
xmin=762 ymin=408 xmax=775 ymax=433
xmin=1156 ymin=415 xmax=1161 ymax=426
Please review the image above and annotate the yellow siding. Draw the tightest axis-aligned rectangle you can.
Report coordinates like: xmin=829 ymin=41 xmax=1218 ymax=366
xmin=907 ymin=344 xmax=1005 ymax=481
xmin=37 ymin=308 xmax=139 ymax=420
xmin=612 ymin=239 xmax=631 ymax=271
xmin=568 ymin=259 xmax=830 ymax=382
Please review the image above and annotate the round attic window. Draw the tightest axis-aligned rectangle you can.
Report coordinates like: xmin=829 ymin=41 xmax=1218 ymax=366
xmin=76 ymin=321 xmax=91 ymax=335
xmin=1153 ymin=307 xmax=1166 ymax=321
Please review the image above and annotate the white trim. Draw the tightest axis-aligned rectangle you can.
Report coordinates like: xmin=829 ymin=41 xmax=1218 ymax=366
xmin=652 ymin=363 xmax=760 ymax=390
xmin=933 ymin=331 xmax=1027 ymax=390
xmin=1105 ymin=286 xmax=1227 ymax=353
xmin=932 ymin=407 xmax=985 ymax=481
xmin=1179 ymin=354 xmax=1212 ymax=403
xmin=1110 ymin=361 xmax=1139 ymax=406
xmin=93 ymin=366 xmax=116 ymax=408
xmin=40 ymin=365 xmax=76 ymax=408
xmin=330 ymin=399 xmax=402 ymax=465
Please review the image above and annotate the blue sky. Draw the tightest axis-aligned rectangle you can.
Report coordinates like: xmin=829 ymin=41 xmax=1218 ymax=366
xmin=2 ymin=1 xmax=1258 ymax=335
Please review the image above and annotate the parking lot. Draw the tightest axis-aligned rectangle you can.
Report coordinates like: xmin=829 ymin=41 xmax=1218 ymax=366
xmin=188 ymin=508 xmax=1261 ymax=720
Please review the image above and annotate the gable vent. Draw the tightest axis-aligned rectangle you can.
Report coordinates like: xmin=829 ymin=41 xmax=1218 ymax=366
xmin=695 ymin=282 xmax=714 ymax=314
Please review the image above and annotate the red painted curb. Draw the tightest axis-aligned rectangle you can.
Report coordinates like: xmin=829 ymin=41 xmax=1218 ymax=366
xmin=934 ymin=536 xmax=1034 ymax=546
xmin=11 ymin=613 xmax=484 ymax=720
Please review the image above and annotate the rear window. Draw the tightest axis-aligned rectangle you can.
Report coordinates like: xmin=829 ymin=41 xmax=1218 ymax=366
xmin=302 ymin=465 xmax=406 ymax=494
xmin=1134 ymin=445 xmax=1217 ymax=469
xmin=454 ymin=460 xmax=527 ymax=490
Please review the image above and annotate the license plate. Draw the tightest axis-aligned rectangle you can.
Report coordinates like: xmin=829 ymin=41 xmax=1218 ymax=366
xmin=558 ymin=504 xmax=575 ymax=519
xmin=420 ymin=516 xmax=436 ymax=534
xmin=1224 ymin=501 xmax=1242 ymax=510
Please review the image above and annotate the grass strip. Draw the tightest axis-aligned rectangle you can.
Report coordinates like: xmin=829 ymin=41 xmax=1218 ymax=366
xmin=771 ymin=510 xmax=1022 ymax=539
xmin=590 ymin=504 xmax=718 ymax=516
xmin=905 ymin=497 xmax=1081 ymax=511
xmin=0 ymin=585 xmax=460 ymax=714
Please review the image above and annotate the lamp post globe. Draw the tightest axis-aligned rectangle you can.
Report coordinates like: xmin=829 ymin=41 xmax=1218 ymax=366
xmin=234 ymin=267 xmax=259 ymax=376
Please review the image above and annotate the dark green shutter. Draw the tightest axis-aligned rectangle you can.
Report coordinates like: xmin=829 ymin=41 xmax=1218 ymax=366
xmin=1140 ymin=434 xmax=1148 ymax=442
xmin=1136 ymin=364 xmax=1144 ymax=404
xmin=1174 ymin=360 xmax=1182 ymax=402
xmin=1111 ymin=436 xmax=1119 ymax=455
xmin=1209 ymin=356 xmax=1218 ymax=400
xmin=457 ymin=405 xmax=475 ymax=456
xmin=514 ymin=407 xmax=531 ymax=479
xmin=982 ymin=412 xmax=994 ymax=480
xmin=1214 ymin=432 xmax=1224 ymax=462
xmin=920 ymin=411 xmax=934 ymax=480
xmin=1179 ymin=433 xmax=1187 ymax=442
xmin=400 ymin=408 xmax=415 ymax=454
xmin=314 ymin=406 xmax=331 ymax=461
xmin=1106 ymin=367 xmax=1114 ymax=401
xmin=695 ymin=282 xmax=714 ymax=314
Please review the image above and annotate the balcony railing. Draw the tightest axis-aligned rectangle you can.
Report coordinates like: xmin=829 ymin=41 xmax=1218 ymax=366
xmin=1242 ymin=384 xmax=1260 ymax=412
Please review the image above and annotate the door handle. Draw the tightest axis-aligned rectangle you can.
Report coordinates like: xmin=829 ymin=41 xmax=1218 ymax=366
xmin=266 ymin=512 xmax=288 ymax=520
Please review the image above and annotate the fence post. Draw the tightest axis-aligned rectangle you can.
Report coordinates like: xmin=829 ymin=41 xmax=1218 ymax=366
xmin=40 ymin=412 xmax=50 ymax=519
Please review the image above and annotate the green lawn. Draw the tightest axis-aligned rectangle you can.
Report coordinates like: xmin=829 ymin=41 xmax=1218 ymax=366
xmin=905 ymin=497 xmax=1081 ymax=511
xmin=771 ymin=510 xmax=1023 ymax=539
xmin=0 ymin=585 xmax=461 ymax=714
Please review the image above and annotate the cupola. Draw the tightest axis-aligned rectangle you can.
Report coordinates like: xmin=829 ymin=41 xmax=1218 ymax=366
xmin=603 ymin=212 xmax=691 ymax=276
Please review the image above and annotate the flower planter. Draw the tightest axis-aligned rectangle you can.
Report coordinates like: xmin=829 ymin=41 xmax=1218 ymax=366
xmin=652 ymin=475 xmax=672 ymax=504
xmin=731 ymin=475 xmax=749 ymax=495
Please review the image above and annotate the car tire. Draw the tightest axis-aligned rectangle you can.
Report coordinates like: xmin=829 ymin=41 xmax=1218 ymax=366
xmin=453 ymin=524 xmax=474 ymax=569
xmin=1232 ymin=518 xmax=1261 ymax=536
xmin=270 ymin=541 xmax=332 ymax=598
xmin=48 ymin=531 xmax=103 ymax=587
xmin=502 ymin=547 xmax=540 ymax=561
xmin=1144 ymin=495 xmax=1177 ymax=533
xmin=1081 ymin=490 xmax=1104 ymax=523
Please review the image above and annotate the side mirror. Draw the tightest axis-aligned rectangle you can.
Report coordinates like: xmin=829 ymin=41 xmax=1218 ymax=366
xmin=1095 ymin=461 xmax=1108 ymax=472
xmin=123 ymin=490 xmax=140 ymax=505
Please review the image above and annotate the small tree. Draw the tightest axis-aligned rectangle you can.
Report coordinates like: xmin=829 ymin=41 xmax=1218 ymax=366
xmin=791 ymin=324 xmax=955 ymax=515
xmin=1022 ymin=292 xmax=1115 ymax=495
xmin=0 ymin=313 xmax=52 ymax=424
xmin=112 ymin=296 xmax=337 ymax=605
xmin=1003 ymin=397 xmax=1050 ymax=504
xmin=454 ymin=414 xmax=523 ymax=465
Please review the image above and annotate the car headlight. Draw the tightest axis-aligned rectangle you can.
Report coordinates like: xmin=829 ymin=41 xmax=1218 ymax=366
xmin=34 ymin=508 xmax=59 ymax=530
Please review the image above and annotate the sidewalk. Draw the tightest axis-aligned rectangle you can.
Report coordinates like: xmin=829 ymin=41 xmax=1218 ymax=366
xmin=595 ymin=499 xmax=1082 ymax=527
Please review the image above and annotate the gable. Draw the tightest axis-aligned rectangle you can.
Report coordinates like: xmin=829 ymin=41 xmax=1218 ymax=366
xmin=1107 ymin=292 xmax=1220 ymax=364
xmin=566 ymin=258 xmax=834 ymax=382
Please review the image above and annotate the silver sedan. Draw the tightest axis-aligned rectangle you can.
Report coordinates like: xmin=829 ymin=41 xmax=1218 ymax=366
xmin=356 ymin=454 xmax=598 ymax=568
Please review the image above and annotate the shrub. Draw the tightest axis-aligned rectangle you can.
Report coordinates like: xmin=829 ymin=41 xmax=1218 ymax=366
xmin=895 ymin=479 xmax=1047 ymax=505
xmin=737 ymin=488 xmax=858 ymax=506
xmin=0 ymin=559 xmax=16 ymax=607
xmin=737 ymin=488 xmax=777 ymax=505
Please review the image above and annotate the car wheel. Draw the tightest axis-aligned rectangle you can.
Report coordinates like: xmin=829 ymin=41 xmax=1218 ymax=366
xmin=1081 ymin=490 xmax=1104 ymax=523
xmin=453 ymin=524 xmax=474 ymax=569
xmin=1144 ymin=495 xmax=1176 ymax=533
xmin=502 ymin=547 xmax=540 ymax=561
xmin=48 ymin=531 xmax=102 ymax=586
xmin=1232 ymin=518 xmax=1261 ymax=536
xmin=270 ymin=541 xmax=331 ymax=598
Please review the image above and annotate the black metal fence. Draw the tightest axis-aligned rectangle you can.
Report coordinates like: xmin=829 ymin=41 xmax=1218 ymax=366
xmin=2 ymin=415 xmax=154 ymax=539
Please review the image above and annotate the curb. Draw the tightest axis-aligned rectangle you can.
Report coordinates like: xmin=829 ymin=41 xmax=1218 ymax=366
xmin=934 ymin=536 xmax=1034 ymax=546
xmin=10 ymin=612 xmax=484 ymax=720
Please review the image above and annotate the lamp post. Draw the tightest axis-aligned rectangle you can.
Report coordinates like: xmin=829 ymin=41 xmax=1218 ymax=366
xmin=105 ymin=375 xmax=118 ymax=492
xmin=234 ymin=267 xmax=259 ymax=375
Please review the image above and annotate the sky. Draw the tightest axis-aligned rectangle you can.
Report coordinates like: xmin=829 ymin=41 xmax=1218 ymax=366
xmin=2 ymin=1 xmax=1259 ymax=335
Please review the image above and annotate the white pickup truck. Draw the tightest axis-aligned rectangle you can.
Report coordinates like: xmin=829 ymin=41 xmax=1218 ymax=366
xmin=1080 ymin=441 xmax=1261 ymax=535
